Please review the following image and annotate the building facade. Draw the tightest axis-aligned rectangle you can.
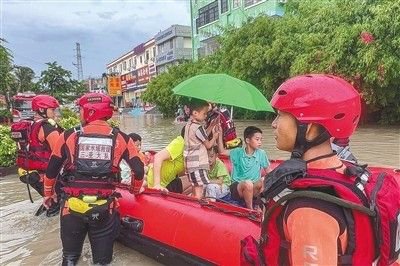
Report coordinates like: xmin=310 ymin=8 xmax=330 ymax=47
xmin=154 ymin=25 xmax=192 ymax=74
xmin=106 ymin=50 xmax=135 ymax=107
xmin=190 ymin=0 xmax=285 ymax=60
xmin=106 ymin=24 xmax=192 ymax=108
xmin=106 ymin=39 xmax=156 ymax=107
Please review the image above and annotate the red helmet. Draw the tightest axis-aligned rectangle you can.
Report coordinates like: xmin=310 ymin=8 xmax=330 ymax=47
xmin=77 ymin=93 xmax=114 ymax=123
xmin=32 ymin=95 xmax=60 ymax=111
xmin=271 ymin=74 xmax=361 ymax=139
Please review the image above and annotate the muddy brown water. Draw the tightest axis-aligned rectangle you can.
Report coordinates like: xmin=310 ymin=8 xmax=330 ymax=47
xmin=1 ymin=114 xmax=399 ymax=265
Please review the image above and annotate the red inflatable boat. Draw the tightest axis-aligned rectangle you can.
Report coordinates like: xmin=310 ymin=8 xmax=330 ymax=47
xmin=117 ymin=160 xmax=400 ymax=266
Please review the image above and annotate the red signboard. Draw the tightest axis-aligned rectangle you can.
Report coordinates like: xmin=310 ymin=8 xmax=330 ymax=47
xmin=121 ymin=71 xmax=138 ymax=91
xmin=137 ymin=66 xmax=149 ymax=85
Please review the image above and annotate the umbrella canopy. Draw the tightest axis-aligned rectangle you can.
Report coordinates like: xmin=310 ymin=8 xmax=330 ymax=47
xmin=172 ymin=74 xmax=274 ymax=112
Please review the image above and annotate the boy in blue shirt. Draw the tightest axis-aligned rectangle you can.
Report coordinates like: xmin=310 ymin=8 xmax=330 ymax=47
xmin=218 ymin=126 xmax=270 ymax=209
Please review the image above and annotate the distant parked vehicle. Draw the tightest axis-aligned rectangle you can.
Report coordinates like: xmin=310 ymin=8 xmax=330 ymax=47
xmin=11 ymin=92 xmax=36 ymax=122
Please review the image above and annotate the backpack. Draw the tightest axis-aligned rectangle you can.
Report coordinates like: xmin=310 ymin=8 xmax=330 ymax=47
xmin=11 ymin=119 xmax=52 ymax=171
xmin=219 ymin=107 xmax=237 ymax=143
xmin=241 ymin=159 xmax=400 ymax=266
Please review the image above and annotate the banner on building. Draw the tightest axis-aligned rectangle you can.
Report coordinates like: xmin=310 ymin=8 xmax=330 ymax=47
xmin=107 ymin=76 xmax=122 ymax=96
xmin=121 ymin=71 xmax=138 ymax=91
xmin=137 ymin=66 xmax=150 ymax=85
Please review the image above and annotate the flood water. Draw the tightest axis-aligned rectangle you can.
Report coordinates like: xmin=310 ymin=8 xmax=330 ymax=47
xmin=1 ymin=114 xmax=399 ymax=265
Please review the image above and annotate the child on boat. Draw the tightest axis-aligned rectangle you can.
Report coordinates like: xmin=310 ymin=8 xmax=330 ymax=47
xmin=218 ymin=126 xmax=270 ymax=209
xmin=120 ymin=133 xmax=149 ymax=184
xmin=147 ymin=126 xmax=186 ymax=193
xmin=204 ymin=146 xmax=231 ymax=201
xmin=184 ymin=99 xmax=219 ymax=199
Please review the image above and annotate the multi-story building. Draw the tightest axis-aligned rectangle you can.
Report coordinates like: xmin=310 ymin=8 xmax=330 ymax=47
xmin=190 ymin=0 xmax=285 ymax=60
xmin=106 ymin=24 xmax=193 ymax=108
xmin=155 ymin=25 xmax=192 ymax=74
xmin=106 ymin=39 xmax=157 ymax=108
xmin=106 ymin=49 xmax=135 ymax=106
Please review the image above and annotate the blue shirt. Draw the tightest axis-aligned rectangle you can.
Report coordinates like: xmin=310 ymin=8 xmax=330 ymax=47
xmin=230 ymin=147 xmax=269 ymax=183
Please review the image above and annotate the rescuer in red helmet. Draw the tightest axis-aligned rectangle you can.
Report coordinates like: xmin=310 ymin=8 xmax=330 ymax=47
xmin=241 ymin=74 xmax=400 ymax=266
xmin=42 ymin=92 xmax=144 ymax=265
xmin=12 ymin=94 xmax=63 ymax=216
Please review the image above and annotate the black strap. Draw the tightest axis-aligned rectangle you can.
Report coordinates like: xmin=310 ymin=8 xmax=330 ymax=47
xmin=261 ymin=190 xmax=376 ymax=243
xmin=306 ymin=152 xmax=337 ymax=163
xmin=291 ymin=123 xmax=331 ymax=159
xmin=338 ymin=254 xmax=353 ymax=265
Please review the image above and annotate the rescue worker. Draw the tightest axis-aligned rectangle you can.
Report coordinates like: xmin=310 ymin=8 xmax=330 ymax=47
xmin=242 ymin=74 xmax=399 ymax=265
xmin=42 ymin=93 xmax=144 ymax=265
xmin=15 ymin=94 xmax=63 ymax=216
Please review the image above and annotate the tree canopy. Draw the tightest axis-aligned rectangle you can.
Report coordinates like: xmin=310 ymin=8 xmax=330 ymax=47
xmin=0 ymin=46 xmax=86 ymax=108
xmin=143 ymin=0 xmax=400 ymax=124
xmin=13 ymin=66 xmax=36 ymax=92
xmin=0 ymin=39 xmax=14 ymax=107
xmin=38 ymin=62 xmax=87 ymax=103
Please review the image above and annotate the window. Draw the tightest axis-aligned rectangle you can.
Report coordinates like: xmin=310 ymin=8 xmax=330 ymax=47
xmin=123 ymin=61 xmax=126 ymax=70
xmin=134 ymin=57 xmax=137 ymax=66
xmin=233 ymin=0 xmax=241 ymax=8
xmin=153 ymin=47 xmax=156 ymax=57
xmin=220 ymin=0 xmax=228 ymax=13
xmin=129 ymin=59 xmax=132 ymax=68
xmin=146 ymin=51 xmax=149 ymax=61
xmin=140 ymin=56 xmax=143 ymax=64
xmin=244 ymin=0 xmax=262 ymax=7
xmin=196 ymin=0 xmax=219 ymax=30
xmin=170 ymin=40 xmax=174 ymax=49
xmin=119 ymin=64 xmax=122 ymax=73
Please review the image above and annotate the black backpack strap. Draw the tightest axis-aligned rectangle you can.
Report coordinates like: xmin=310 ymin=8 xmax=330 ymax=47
xmin=261 ymin=190 xmax=376 ymax=245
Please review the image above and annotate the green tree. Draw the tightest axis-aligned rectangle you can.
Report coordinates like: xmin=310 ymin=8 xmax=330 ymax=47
xmin=13 ymin=66 xmax=36 ymax=92
xmin=144 ymin=0 xmax=400 ymax=123
xmin=0 ymin=39 xmax=14 ymax=109
xmin=281 ymin=0 xmax=400 ymax=123
xmin=39 ymin=62 xmax=87 ymax=103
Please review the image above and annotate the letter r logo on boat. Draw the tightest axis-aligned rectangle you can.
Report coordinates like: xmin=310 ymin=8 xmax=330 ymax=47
xmin=304 ymin=245 xmax=318 ymax=263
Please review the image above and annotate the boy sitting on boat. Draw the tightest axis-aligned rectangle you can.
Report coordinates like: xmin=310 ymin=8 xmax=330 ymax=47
xmin=218 ymin=126 xmax=270 ymax=209
xmin=204 ymin=146 xmax=231 ymax=201
xmin=184 ymin=99 xmax=220 ymax=199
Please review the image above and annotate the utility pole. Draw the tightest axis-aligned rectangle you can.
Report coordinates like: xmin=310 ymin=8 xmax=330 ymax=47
xmin=73 ymin=42 xmax=83 ymax=81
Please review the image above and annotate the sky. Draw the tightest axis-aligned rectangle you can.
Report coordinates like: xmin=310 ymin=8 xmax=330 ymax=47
xmin=1 ymin=0 xmax=191 ymax=80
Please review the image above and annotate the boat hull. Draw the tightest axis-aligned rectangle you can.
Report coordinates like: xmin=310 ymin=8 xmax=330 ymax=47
xmin=117 ymin=160 xmax=400 ymax=265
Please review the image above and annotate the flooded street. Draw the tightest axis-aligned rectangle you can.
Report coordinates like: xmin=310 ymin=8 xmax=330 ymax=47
xmin=1 ymin=114 xmax=399 ymax=265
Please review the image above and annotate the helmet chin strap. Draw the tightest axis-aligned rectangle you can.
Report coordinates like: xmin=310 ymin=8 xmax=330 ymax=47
xmin=291 ymin=122 xmax=331 ymax=159
xmin=38 ymin=109 xmax=48 ymax=119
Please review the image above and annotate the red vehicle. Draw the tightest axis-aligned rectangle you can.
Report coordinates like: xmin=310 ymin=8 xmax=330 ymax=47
xmin=11 ymin=92 xmax=36 ymax=122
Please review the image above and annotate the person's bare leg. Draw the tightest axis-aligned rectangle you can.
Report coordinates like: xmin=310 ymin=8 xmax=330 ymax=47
xmin=253 ymin=179 xmax=263 ymax=197
xmin=237 ymin=181 xmax=254 ymax=209
xmin=192 ymin=185 xmax=204 ymax=199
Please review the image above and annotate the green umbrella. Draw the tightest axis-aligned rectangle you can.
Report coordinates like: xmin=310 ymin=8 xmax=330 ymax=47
xmin=172 ymin=74 xmax=274 ymax=112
